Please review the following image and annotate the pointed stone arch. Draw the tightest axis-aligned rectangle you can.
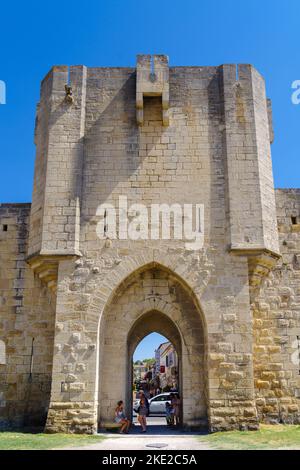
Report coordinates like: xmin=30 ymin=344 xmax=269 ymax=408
xmin=97 ymin=262 xmax=208 ymax=429
xmin=127 ymin=310 xmax=183 ymax=422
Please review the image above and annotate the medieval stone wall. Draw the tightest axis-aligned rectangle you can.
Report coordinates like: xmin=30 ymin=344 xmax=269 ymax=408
xmin=0 ymin=204 xmax=56 ymax=428
xmin=252 ymin=189 xmax=300 ymax=424
xmin=99 ymin=267 xmax=205 ymax=429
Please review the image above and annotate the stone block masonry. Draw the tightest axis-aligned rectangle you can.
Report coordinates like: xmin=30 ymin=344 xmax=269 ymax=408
xmin=0 ymin=55 xmax=299 ymax=433
xmin=0 ymin=204 xmax=56 ymax=428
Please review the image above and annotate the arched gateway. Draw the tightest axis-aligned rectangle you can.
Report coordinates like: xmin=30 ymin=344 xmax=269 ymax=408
xmin=98 ymin=265 xmax=207 ymax=429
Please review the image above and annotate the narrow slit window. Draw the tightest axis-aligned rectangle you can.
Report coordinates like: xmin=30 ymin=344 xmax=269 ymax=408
xmin=2 ymin=224 xmax=7 ymax=232
xmin=104 ymin=210 xmax=108 ymax=236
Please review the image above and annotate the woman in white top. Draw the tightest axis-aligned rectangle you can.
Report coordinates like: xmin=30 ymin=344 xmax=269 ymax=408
xmin=114 ymin=400 xmax=130 ymax=433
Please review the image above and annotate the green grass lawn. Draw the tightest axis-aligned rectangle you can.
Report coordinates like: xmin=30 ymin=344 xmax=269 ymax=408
xmin=1 ymin=425 xmax=300 ymax=450
xmin=201 ymin=424 xmax=300 ymax=450
xmin=0 ymin=431 xmax=106 ymax=450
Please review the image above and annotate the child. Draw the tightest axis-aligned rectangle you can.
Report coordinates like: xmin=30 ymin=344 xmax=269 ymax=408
xmin=165 ymin=401 xmax=173 ymax=426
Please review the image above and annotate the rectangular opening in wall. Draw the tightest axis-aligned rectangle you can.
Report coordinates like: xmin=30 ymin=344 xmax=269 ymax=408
xmin=2 ymin=224 xmax=7 ymax=232
xmin=143 ymin=96 xmax=163 ymax=124
xmin=291 ymin=216 xmax=297 ymax=225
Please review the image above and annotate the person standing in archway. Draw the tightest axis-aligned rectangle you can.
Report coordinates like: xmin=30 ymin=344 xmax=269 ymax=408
xmin=139 ymin=389 xmax=149 ymax=415
xmin=137 ymin=397 xmax=148 ymax=432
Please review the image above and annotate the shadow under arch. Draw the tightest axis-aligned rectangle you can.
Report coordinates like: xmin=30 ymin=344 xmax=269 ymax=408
xmin=97 ymin=262 xmax=209 ymax=431
xmin=127 ymin=310 xmax=183 ymax=423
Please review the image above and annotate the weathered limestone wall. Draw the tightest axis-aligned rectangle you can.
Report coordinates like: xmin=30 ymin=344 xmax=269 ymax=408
xmin=1 ymin=56 xmax=294 ymax=434
xmin=44 ymin=60 xmax=268 ymax=433
xmin=28 ymin=66 xmax=87 ymax=257
xmin=45 ymin=251 xmax=257 ymax=433
xmin=252 ymin=189 xmax=300 ymax=424
xmin=0 ymin=204 xmax=56 ymax=428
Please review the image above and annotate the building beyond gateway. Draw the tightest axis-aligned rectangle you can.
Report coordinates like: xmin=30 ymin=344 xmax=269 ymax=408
xmin=0 ymin=55 xmax=300 ymax=433
xmin=155 ymin=341 xmax=179 ymax=391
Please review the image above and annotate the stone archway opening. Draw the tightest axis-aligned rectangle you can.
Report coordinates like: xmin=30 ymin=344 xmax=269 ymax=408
xmin=128 ymin=312 xmax=182 ymax=429
xmin=97 ymin=265 xmax=208 ymax=431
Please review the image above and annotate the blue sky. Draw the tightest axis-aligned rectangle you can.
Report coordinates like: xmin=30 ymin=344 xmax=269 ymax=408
xmin=0 ymin=1 xmax=299 ymax=358
xmin=133 ymin=333 xmax=168 ymax=361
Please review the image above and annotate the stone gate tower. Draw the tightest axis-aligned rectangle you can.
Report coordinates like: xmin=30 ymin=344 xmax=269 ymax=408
xmin=0 ymin=55 xmax=300 ymax=433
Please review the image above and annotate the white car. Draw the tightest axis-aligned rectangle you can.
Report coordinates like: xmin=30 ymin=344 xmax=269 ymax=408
xmin=133 ymin=392 xmax=179 ymax=416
